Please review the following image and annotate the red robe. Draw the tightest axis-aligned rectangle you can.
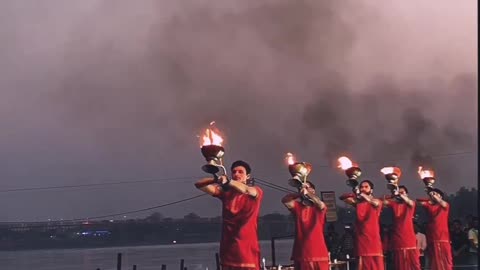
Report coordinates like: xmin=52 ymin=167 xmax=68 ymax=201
xmin=214 ymin=186 xmax=263 ymax=269
xmin=355 ymin=200 xmax=384 ymax=270
xmin=421 ymin=202 xmax=452 ymax=270
xmin=289 ymin=201 xmax=330 ymax=270
xmin=386 ymin=200 xmax=420 ymax=270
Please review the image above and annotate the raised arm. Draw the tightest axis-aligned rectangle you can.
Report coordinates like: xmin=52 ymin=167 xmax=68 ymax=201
xmin=339 ymin=193 xmax=357 ymax=206
xmin=219 ymin=175 xmax=259 ymax=198
xmin=429 ymin=191 xmax=448 ymax=209
xmin=416 ymin=198 xmax=429 ymax=207
xmin=398 ymin=193 xmax=415 ymax=207
xmin=359 ymin=193 xmax=380 ymax=208
xmin=382 ymin=195 xmax=393 ymax=208
xmin=282 ymin=193 xmax=301 ymax=209
xmin=194 ymin=177 xmax=221 ymax=196
xmin=302 ymin=188 xmax=326 ymax=210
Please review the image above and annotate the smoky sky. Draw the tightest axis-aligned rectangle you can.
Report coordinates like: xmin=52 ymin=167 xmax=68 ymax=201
xmin=0 ymin=0 xmax=477 ymax=221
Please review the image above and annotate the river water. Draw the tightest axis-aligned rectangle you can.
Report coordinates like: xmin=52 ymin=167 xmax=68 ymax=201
xmin=0 ymin=239 xmax=295 ymax=270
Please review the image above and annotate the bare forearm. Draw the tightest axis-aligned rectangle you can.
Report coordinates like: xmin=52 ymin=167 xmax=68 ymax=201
xmin=194 ymin=177 xmax=216 ymax=188
xmin=305 ymin=193 xmax=326 ymax=210
xmin=434 ymin=197 xmax=448 ymax=208
xmin=229 ymin=180 xmax=247 ymax=193
xmin=228 ymin=180 xmax=258 ymax=197
xmin=282 ymin=193 xmax=300 ymax=209
xmin=399 ymin=194 xmax=414 ymax=207
xmin=340 ymin=193 xmax=357 ymax=206
xmin=357 ymin=193 xmax=379 ymax=207
xmin=282 ymin=193 xmax=301 ymax=203
xmin=365 ymin=197 xmax=380 ymax=207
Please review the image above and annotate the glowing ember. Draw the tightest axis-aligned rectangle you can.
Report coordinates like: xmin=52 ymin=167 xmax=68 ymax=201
xmin=285 ymin=152 xmax=296 ymax=165
xmin=201 ymin=122 xmax=223 ymax=146
xmin=381 ymin=167 xmax=402 ymax=177
xmin=418 ymin=166 xmax=435 ymax=179
xmin=337 ymin=156 xmax=354 ymax=170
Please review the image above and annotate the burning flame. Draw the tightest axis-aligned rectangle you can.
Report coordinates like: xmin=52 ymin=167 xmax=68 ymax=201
xmin=285 ymin=152 xmax=296 ymax=165
xmin=418 ymin=166 xmax=435 ymax=179
xmin=337 ymin=156 xmax=354 ymax=170
xmin=380 ymin=167 xmax=402 ymax=177
xmin=201 ymin=122 xmax=224 ymax=146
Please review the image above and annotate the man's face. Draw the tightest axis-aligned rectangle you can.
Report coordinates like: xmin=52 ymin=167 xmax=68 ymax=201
xmin=304 ymin=183 xmax=316 ymax=194
xmin=231 ymin=166 xmax=249 ymax=183
xmin=429 ymin=191 xmax=443 ymax=201
xmin=359 ymin=182 xmax=372 ymax=195
xmin=399 ymin=187 xmax=408 ymax=196
xmin=453 ymin=222 xmax=462 ymax=231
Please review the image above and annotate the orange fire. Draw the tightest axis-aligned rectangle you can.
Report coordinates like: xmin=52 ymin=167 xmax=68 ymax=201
xmin=418 ymin=166 xmax=435 ymax=179
xmin=381 ymin=167 xmax=402 ymax=177
xmin=337 ymin=156 xmax=355 ymax=170
xmin=201 ymin=122 xmax=224 ymax=146
xmin=285 ymin=152 xmax=296 ymax=165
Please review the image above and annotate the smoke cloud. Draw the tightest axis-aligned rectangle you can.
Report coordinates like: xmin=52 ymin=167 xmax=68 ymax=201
xmin=0 ymin=0 xmax=476 ymax=220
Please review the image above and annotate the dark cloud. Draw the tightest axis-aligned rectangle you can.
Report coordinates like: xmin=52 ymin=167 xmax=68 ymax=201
xmin=0 ymin=0 xmax=476 ymax=220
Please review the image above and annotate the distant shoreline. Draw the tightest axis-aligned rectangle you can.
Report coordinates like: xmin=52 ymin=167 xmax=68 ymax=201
xmin=0 ymin=238 xmax=295 ymax=253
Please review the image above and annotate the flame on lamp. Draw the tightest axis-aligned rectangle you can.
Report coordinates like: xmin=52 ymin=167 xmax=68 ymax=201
xmin=418 ymin=166 xmax=435 ymax=179
xmin=381 ymin=167 xmax=402 ymax=178
xmin=200 ymin=122 xmax=224 ymax=147
xmin=337 ymin=156 xmax=354 ymax=170
xmin=286 ymin=152 xmax=296 ymax=165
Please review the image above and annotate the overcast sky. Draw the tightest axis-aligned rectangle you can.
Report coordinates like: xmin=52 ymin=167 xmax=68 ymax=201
xmin=0 ymin=0 xmax=477 ymax=221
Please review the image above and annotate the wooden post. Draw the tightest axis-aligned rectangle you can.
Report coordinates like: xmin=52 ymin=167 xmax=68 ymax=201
xmin=215 ymin=253 xmax=220 ymax=270
xmin=271 ymin=237 xmax=276 ymax=267
xmin=161 ymin=264 xmax=167 ymax=270
xmin=180 ymin=259 xmax=185 ymax=270
xmin=133 ymin=265 xmax=137 ymax=270
xmin=117 ymin=253 xmax=122 ymax=270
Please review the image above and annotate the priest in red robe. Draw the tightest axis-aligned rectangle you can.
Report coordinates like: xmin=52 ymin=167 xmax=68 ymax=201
xmin=417 ymin=189 xmax=452 ymax=270
xmin=340 ymin=180 xmax=384 ymax=270
xmin=383 ymin=185 xmax=420 ymax=270
xmin=282 ymin=181 xmax=330 ymax=270
xmin=195 ymin=160 xmax=264 ymax=270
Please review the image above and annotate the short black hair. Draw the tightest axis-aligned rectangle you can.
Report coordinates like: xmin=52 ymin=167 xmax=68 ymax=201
xmin=431 ymin=188 xmax=444 ymax=198
xmin=453 ymin=219 xmax=462 ymax=225
xmin=399 ymin=185 xmax=408 ymax=194
xmin=305 ymin=181 xmax=316 ymax=190
xmin=360 ymin=179 xmax=374 ymax=189
xmin=231 ymin=160 xmax=251 ymax=174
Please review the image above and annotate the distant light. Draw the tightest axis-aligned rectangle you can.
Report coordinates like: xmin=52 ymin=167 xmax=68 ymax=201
xmin=172 ymin=240 xmax=177 ymax=244
xmin=109 ymin=220 xmax=114 ymax=223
